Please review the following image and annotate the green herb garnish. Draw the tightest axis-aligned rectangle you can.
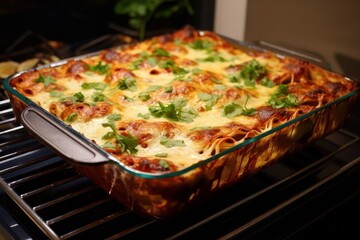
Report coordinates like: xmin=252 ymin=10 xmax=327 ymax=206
xmin=159 ymin=159 xmax=170 ymax=169
xmin=260 ymin=77 xmax=275 ymax=88
xmin=35 ymin=74 xmax=55 ymax=87
xmin=91 ymin=92 xmax=106 ymax=102
xmin=155 ymin=152 xmax=168 ymax=157
xmin=102 ymin=122 xmax=138 ymax=155
xmin=118 ymin=77 xmax=137 ymax=91
xmin=223 ymin=95 xmax=256 ymax=117
xmin=65 ymin=113 xmax=78 ymax=122
xmin=107 ymin=113 xmax=122 ymax=122
xmin=267 ymin=84 xmax=298 ymax=109
xmin=50 ymin=91 xmax=63 ymax=98
xmin=160 ymin=135 xmax=186 ymax=148
xmin=81 ymin=82 xmax=108 ymax=90
xmin=154 ymin=48 xmax=170 ymax=57
xmin=86 ymin=61 xmax=110 ymax=75
xmin=148 ymin=99 xmax=197 ymax=122
xmin=189 ymin=39 xmax=213 ymax=51
xmin=73 ymin=92 xmax=85 ymax=102
xmin=197 ymin=93 xmax=222 ymax=111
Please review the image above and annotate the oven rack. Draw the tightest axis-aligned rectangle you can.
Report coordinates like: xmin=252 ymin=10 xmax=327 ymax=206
xmin=1 ymin=98 xmax=360 ymax=240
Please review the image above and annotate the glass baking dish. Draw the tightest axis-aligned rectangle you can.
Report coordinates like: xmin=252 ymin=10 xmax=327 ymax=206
xmin=3 ymin=30 xmax=360 ymax=219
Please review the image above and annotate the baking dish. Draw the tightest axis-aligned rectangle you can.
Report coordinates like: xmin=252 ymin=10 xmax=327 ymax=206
xmin=3 ymin=28 xmax=360 ymax=218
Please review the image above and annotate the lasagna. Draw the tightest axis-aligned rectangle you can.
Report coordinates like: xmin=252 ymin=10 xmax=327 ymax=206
xmin=10 ymin=26 xmax=356 ymax=174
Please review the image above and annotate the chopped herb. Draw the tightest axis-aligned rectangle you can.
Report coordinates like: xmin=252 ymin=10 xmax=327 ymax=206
xmin=214 ymin=84 xmax=227 ymax=90
xmin=65 ymin=113 xmax=78 ymax=122
xmin=50 ymin=91 xmax=63 ymax=98
xmin=197 ymin=93 xmax=222 ymax=110
xmin=260 ymin=77 xmax=275 ymax=88
xmin=73 ymin=92 xmax=85 ymax=102
xmin=137 ymin=113 xmax=150 ymax=119
xmin=189 ymin=39 xmax=213 ymax=51
xmin=223 ymin=96 xmax=256 ymax=118
xmin=159 ymin=59 xmax=175 ymax=69
xmin=159 ymin=159 xmax=169 ymax=169
xmin=124 ymin=95 xmax=134 ymax=102
xmin=210 ymin=77 xmax=222 ymax=84
xmin=81 ymin=82 xmax=108 ymax=90
xmin=223 ymin=102 xmax=256 ymax=117
xmin=172 ymin=66 xmax=189 ymax=75
xmin=155 ymin=152 xmax=168 ymax=157
xmin=164 ymin=86 xmax=173 ymax=93
xmin=107 ymin=113 xmax=122 ymax=121
xmin=154 ymin=48 xmax=170 ymax=57
xmin=86 ymin=61 xmax=110 ymax=75
xmin=148 ymin=99 xmax=197 ymax=122
xmin=146 ymin=85 xmax=162 ymax=92
xmin=160 ymin=135 xmax=186 ymax=148
xmin=190 ymin=126 xmax=212 ymax=131
xmin=34 ymin=74 xmax=55 ymax=87
xmin=191 ymin=68 xmax=202 ymax=75
xmin=146 ymin=57 xmax=158 ymax=66
xmin=102 ymin=122 xmax=138 ymax=155
xmin=91 ymin=92 xmax=106 ymax=102
xmin=102 ymin=142 xmax=116 ymax=150
xmin=239 ymin=59 xmax=266 ymax=87
xmin=138 ymin=92 xmax=151 ymax=101
xmin=118 ymin=77 xmax=137 ymax=91
xmin=267 ymin=84 xmax=298 ymax=109
xmin=197 ymin=53 xmax=227 ymax=62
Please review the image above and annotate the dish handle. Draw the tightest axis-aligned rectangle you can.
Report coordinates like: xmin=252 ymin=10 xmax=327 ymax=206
xmin=20 ymin=105 xmax=109 ymax=165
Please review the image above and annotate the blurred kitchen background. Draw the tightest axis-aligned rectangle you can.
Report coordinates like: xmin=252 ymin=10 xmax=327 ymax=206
xmin=1 ymin=0 xmax=359 ymax=79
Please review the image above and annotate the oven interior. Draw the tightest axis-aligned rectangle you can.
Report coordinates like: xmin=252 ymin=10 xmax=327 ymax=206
xmin=1 ymin=2 xmax=360 ymax=239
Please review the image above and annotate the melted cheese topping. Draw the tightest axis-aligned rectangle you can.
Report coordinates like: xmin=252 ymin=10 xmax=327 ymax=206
xmin=13 ymin=27 xmax=356 ymax=173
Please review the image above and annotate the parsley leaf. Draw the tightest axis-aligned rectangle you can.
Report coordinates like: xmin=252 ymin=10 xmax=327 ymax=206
xmin=260 ymin=77 xmax=275 ymax=88
xmin=160 ymin=135 xmax=186 ymax=148
xmin=91 ymin=92 xmax=106 ymax=102
xmin=240 ymin=59 xmax=266 ymax=87
xmin=189 ymin=39 xmax=213 ymax=51
xmin=107 ymin=113 xmax=122 ymax=121
xmin=154 ymin=48 xmax=170 ymax=57
xmin=148 ymin=99 xmax=197 ymax=122
xmin=35 ymin=74 xmax=55 ymax=87
xmin=267 ymin=84 xmax=298 ymax=109
xmin=86 ymin=61 xmax=110 ymax=75
xmin=197 ymin=53 xmax=227 ymax=62
xmin=73 ymin=92 xmax=85 ymax=102
xmin=223 ymin=96 xmax=256 ymax=117
xmin=81 ymin=82 xmax=108 ymax=90
xmin=102 ymin=122 xmax=138 ymax=155
xmin=197 ymin=93 xmax=222 ymax=110
xmin=50 ymin=91 xmax=63 ymax=98
xmin=65 ymin=113 xmax=78 ymax=122
xmin=118 ymin=77 xmax=137 ymax=91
